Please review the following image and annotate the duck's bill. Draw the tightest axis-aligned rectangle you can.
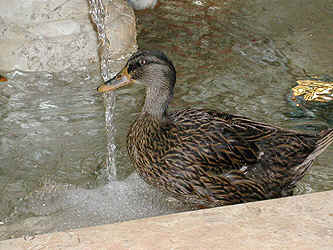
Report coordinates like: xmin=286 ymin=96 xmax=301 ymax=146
xmin=97 ymin=67 xmax=132 ymax=93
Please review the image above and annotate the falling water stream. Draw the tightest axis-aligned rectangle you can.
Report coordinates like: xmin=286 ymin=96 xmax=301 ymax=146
xmin=87 ymin=0 xmax=117 ymax=179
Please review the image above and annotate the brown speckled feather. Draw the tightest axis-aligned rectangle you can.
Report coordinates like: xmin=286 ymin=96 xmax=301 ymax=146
xmin=127 ymin=108 xmax=333 ymax=207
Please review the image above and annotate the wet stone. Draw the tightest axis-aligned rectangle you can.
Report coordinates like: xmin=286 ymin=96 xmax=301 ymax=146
xmin=0 ymin=0 xmax=137 ymax=72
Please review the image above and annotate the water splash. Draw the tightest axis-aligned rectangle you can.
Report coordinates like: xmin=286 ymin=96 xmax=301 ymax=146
xmin=87 ymin=0 xmax=117 ymax=179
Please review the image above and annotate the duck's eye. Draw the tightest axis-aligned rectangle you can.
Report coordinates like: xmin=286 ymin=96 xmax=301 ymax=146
xmin=128 ymin=59 xmax=147 ymax=73
xmin=139 ymin=59 xmax=147 ymax=66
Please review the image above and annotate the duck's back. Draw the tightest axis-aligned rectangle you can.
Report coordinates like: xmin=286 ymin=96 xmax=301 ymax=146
xmin=127 ymin=108 xmax=330 ymax=206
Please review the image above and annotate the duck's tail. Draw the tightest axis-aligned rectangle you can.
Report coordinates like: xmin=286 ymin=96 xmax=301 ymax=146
xmin=288 ymin=128 xmax=333 ymax=188
xmin=311 ymin=128 xmax=333 ymax=160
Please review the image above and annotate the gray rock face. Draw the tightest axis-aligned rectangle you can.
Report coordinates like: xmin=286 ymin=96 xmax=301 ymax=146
xmin=0 ymin=0 xmax=137 ymax=72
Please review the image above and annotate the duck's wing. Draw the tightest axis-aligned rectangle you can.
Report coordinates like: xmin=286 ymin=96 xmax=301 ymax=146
xmin=154 ymin=108 xmax=327 ymax=204
xmin=165 ymin=109 xmax=279 ymax=172
xmin=166 ymin=108 xmax=323 ymax=186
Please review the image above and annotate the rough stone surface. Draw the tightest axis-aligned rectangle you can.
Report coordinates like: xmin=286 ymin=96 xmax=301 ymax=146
xmin=0 ymin=0 xmax=137 ymax=72
xmin=99 ymin=0 xmax=138 ymax=78
xmin=1 ymin=191 xmax=332 ymax=249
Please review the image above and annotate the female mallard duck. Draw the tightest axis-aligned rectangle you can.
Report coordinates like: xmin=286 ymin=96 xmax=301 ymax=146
xmin=98 ymin=50 xmax=333 ymax=207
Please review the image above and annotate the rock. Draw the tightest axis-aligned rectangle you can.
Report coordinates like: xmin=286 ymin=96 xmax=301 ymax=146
xmin=0 ymin=0 xmax=137 ymax=72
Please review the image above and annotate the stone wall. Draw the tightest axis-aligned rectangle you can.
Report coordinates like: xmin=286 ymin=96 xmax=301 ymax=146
xmin=0 ymin=0 xmax=137 ymax=72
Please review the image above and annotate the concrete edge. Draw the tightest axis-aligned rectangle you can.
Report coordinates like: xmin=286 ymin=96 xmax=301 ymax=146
xmin=1 ymin=190 xmax=332 ymax=249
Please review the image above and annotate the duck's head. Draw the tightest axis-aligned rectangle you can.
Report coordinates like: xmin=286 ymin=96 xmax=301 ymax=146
xmin=98 ymin=50 xmax=176 ymax=118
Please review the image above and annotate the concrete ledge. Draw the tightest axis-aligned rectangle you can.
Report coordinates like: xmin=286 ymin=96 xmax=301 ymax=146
xmin=1 ymin=191 xmax=332 ymax=249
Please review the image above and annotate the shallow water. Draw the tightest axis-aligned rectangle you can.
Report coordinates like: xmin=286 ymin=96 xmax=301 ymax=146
xmin=1 ymin=0 xmax=333 ymax=240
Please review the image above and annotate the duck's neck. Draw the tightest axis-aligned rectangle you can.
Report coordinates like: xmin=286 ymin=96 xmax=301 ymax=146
xmin=142 ymin=86 xmax=172 ymax=121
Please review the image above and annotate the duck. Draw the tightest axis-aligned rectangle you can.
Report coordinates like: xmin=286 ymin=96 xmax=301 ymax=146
xmin=97 ymin=50 xmax=333 ymax=207
xmin=127 ymin=0 xmax=157 ymax=10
